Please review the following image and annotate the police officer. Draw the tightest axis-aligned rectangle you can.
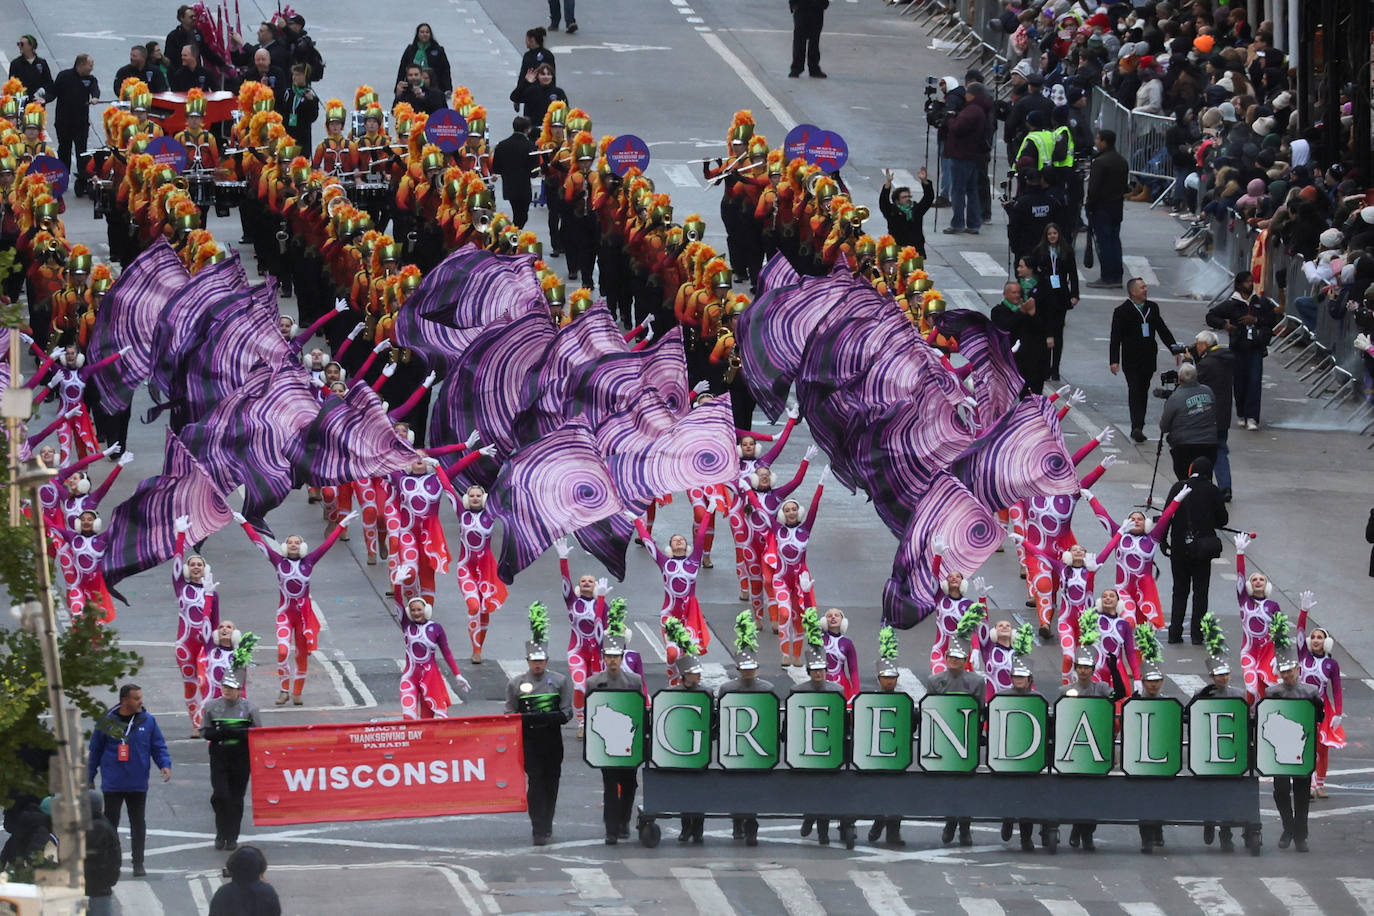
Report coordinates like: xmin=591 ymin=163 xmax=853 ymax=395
xmin=1016 ymin=109 xmax=1056 ymax=180
xmin=717 ymin=614 xmax=774 ymax=846
xmin=1267 ymin=644 xmax=1323 ymax=853
xmin=199 ymin=673 xmax=261 ymax=852
xmin=585 ymin=631 xmax=643 ymax=844
xmin=794 ymin=640 xmax=848 ymax=847
xmin=505 ymin=609 xmax=573 ymax=847
xmin=1063 ymin=642 xmax=1112 ymax=850
xmin=929 ymin=637 xmax=985 ymax=846
xmin=1005 ymin=167 xmax=1072 ymax=263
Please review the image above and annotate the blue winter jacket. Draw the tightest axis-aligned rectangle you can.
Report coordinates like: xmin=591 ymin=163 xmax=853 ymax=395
xmin=88 ymin=707 xmax=172 ymax=793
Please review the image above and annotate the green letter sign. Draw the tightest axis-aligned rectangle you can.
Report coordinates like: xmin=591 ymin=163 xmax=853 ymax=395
xmin=918 ymin=694 xmax=981 ymax=773
xmin=716 ymin=692 xmax=780 ymax=770
xmin=584 ymin=689 xmax=646 ymax=768
xmin=986 ymin=694 xmax=1048 ymax=773
xmin=650 ymin=690 xmax=712 ymax=770
xmin=1187 ymin=697 xmax=1251 ymax=776
xmin=851 ymin=692 xmax=915 ymax=771
xmin=1053 ymin=697 xmax=1114 ymax=775
xmin=1121 ymin=699 xmax=1183 ymax=777
xmin=785 ymin=692 xmax=846 ymax=770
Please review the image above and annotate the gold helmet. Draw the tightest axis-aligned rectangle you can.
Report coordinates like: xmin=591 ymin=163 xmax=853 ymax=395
xmin=130 ymin=93 xmax=152 ymax=114
xmin=854 ymin=234 xmax=877 ymax=264
xmin=0 ymin=153 xmax=16 ymax=174
xmin=400 ymin=264 xmax=422 ymax=293
xmin=465 ymin=188 xmax=495 ymax=213
xmin=876 ymin=234 xmax=900 ymax=265
xmin=727 ymin=292 xmax=750 ymax=317
xmin=569 ymin=287 xmax=593 ymax=317
xmin=747 ymin=135 xmax=768 ymax=161
xmin=67 ymin=248 xmax=93 ymax=275
xmin=289 ymin=156 xmax=311 ymax=185
xmin=276 ymin=140 xmax=302 ymax=163
xmin=727 ymin=110 xmax=755 ymax=149
xmin=547 ymin=105 xmax=567 ymax=128
xmin=0 ymin=96 xmax=19 ymax=123
xmin=465 ymin=105 xmax=487 ymax=138
xmin=325 ymin=99 xmax=347 ymax=124
xmin=683 ymin=214 xmax=706 ymax=244
xmin=542 ymin=274 xmax=566 ymax=308
xmin=923 ymin=292 xmax=947 ymax=316
xmin=22 ymin=102 xmax=44 ymax=129
xmin=185 ymin=88 xmax=208 ymax=117
xmin=174 ymin=211 xmax=201 ymax=231
xmin=566 ymin=109 xmax=592 ymax=135
xmin=421 ymin=147 xmax=446 ymax=175
xmin=378 ymin=241 xmax=402 ymax=262
xmin=34 ymin=200 xmax=59 ymax=220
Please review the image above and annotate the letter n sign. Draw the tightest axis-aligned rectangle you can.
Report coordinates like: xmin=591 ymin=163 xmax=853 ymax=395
xmin=1187 ymin=697 xmax=1251 ymax=776
xmin=1120 ymin=698 xmax=1183 ymax=776
xmin=851 ymin=692 xmax=914 ymax=771
xmin=986 ymin=694 xmax=1048 ymax=773
xmin=785 ymin=692 xmax=845 ymax=770
xmin=918 ymin=694 xmax=981 ymax=773
xmin=650 ymin=690 xmax=712 ymax=770
xmin=1053 ymin=697 xmax=1114 ymax=775
xmin=716 ymin=693 xmax=780 ymax=770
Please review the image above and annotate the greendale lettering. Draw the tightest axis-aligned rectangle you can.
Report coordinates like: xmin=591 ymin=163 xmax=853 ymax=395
xmin=281 ymin=758 xmax=488 ymax=792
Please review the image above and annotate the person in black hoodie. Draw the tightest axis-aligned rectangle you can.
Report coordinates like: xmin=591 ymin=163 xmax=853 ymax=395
xmin=991 ymin=275 xmax=1049 ymax=395
xmin=85 ymin=790 xmax=121 ymax=916
xmin=510 ymin=64 xmax=567 ymax=131
xmin=878 ymin=167 xmax=933 ymax=254
xmin=396 ymin=24 xmax=453 ymax=96
xmin=1192 ymin=329 xmax=1234 ymax=500
xmin=209 ymin=846 xmax=281 ymax=916
xmin=1163 ymin=455 xmax=1227 ymax=644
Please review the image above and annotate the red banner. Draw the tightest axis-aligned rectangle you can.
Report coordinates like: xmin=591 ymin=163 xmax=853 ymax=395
xmin=249 ymin=715 xmax=526 ymax=825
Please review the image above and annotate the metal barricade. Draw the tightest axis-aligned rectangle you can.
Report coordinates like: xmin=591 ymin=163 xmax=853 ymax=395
xmin=1092 ymin=89 xmax=1175 ymax=204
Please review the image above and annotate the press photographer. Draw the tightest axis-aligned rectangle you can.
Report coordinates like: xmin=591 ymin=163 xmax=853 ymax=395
xmin=1158 ymin=361 xmax=1217 ymax=481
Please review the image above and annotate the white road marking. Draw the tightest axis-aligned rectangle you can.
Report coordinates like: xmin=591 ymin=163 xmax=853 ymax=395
xmin=849 ymin=871 xmax=916 ymax=916
xmin=946 ymin=288 xmax=986 ymax=312
xmin=1260 ymin=877 xmax=1322 ymax=915
xmin=959 ymin=899 xmax=1005 ymax=916
xmin=759 ymin=867 xmax=824 ymax=916
xmin=698 ymin=32 xmax=797 ymax=131
xmin=1041 ymin=901 xmax=1091 ymax=916
xmin=330 ymin=652 xmax=377 ymax=707
xmin=116 ymin=881 xmax=166 ymax=916
xmin=1306 ymin=803 xmax=1374 ymax=820
xmin=1176 ymin=877 xmax=1245 ymax=916
xmin=188 ymin=876 xmax=212 ymax=913
xmin=1168 ymin=673 xmax=1207 ymax=695
xmin=1123 ymin=256 xmax=1159 ymax=286
xmin=1120 ymin=905 xmax=1167 ymax=916
xmin=686 ymin=16 xmax=704 ymax=22
xmin=436 ymin=866 xmax=486 ymax=916
xmin=1338 ymin=879 xmax=1374 ymax=916
xmin=498 ymin=659 xmax=529 ymax=681
xmin=960 ymin=251 xmax=1006 ymax=277
xmin=890 ymin=169 xmax=918 ymax=189
xmin=635 ymin=621 xmax=668 ymax=661
xmin=1362 ymin=678 xmax=1374 ymax=693
xmin=565 ymin=867 xmax=637 ymax=916
xmin=663 ymin=164 xmax=702 ymax=188
xmin=672 ymin=867 xmax=737 ymax=916
xmin=700 ymin=662 xmax=730 ymax=690
xmin=897 ymin=667 xmax=927 ymax=701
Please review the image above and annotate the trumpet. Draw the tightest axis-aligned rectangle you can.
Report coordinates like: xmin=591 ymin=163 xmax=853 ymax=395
xmin=472 ymin=210 xmax=494 ymax=235
xmin=276 ymin=224 xmax=290 ymax=254
xmin=846 ymin=205 xmax=870 ymax=230
xmin=685 ymin=224 xmax=703 ymax=244
xmin=804 ymin=171 xmax=825 ymax=196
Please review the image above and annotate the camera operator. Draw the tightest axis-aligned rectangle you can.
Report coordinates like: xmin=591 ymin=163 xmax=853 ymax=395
xmin=1192 ymin=330 xmax=1234 ymax=501
xmin=1158 ymin=361 xmax=1217 ymax=480
xmin=1163 ymin=455 xmax=1227 ymax=645
xmin=925 ymin=75 xmax=960 ymax=207
xmin=1205 ymin=271 xmax=1278 ymax=431
xmin=1109 ymin=278 xmax=1181 ymax=442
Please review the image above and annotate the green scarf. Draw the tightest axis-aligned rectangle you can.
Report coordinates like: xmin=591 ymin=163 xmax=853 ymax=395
xmin=413 ymin=43 xmax=430 ymax=68
xmin=1000 ymin=297 xmax=1021 ymax=312
xmin=896 ymin=201 xmax=914 ymax=218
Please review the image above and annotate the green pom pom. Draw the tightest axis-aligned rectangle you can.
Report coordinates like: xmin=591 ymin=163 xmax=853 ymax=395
xmin=878 ymin=625 xmax=900 ymax=661
xmin=1269 ymin=611 xmax=1293 ymax=651
xmin=801 ymin=607 xmax=823 ymax=648
xmin=528 ymin=601 xmax=549 ymax=644
xmin=606 ymin=597 xmax=628 ymax=638
xmin=1012 ymin=622 xmax=1035 ymax=658
xmin=1133 ymin=624 xmax=1162 ymax=664
xmin=1078 ymin=606 xmax=1100 ymax=647
xmin=231 ymin=632 xmax=259 ymax=670
xmin=734 ymin=611 xmax=759 ymax=653
xmin=1200 ymin=612 xmax=1227 ymax=657
xmin=663 ymin=617 xmax=699 ymax=654
xmin=955 ymin=602 xmax=987 ymax=639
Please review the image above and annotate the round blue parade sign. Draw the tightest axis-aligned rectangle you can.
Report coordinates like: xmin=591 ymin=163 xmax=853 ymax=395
xmin=784 ymin=124 xmax=820 ymax=162
xmin=606 ymin=134 xmax=649 ymax=177
xmin=145 ymin=136 xmax=189 ymax=174
xmin=27 ymin=155 xmax=70 ymax=198
xmin=425 ymin=109 xmax=469 ymax=152
xmin=804 ymin=130 xmax=848 ymax=171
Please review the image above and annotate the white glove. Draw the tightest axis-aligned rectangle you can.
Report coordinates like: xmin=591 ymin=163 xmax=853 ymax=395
xmin=1357 ymin=332 xmax=1372 ymax=352
xmin=691 ymin=380 xmax=710 ymax=395
xmin=118 ymin=344 xmax=134 ymax=356
xmin=101 ymin=442 xmax=121 ymax=456
xmin=1098 ymin=426 xmax=1115 ymax=446
xmin=798 ymin=571 xmax=814 ymax=593
xmin=1299 ymin=590 xmax=1316 ymax=609
xmin=117 ymin=452 xmax=134 ymax=467
xmin=1233 ymin=531 xmax=1251 ymax=554
xmin=203 ymin=575 xmax=217 ymax=595
xmin=381 ymin=362 xmax=398 ymax=378
xmin=1133 ymin=679 xmax=1143 ymax=695
xmin=641 ymin=313 xmax=656 ymax=330
xmin=1068 ymin=388 xmax=1086 ymax=407
xmin=738 ymin=476 xmax=752 ymax=491
xmin=803 ymin=444 xmax=819 ymax=463
xmin=817 ymin=464 xmax=831 ymax=486
xmin=173 ymin=515 xmax=192 ymax=534
xmin=232 ymin=511 xmax=247 ymax=524
xmin=1173 ymin=484 xmax=1193 ymax=502
xmin=423 ymin=456 xmax=440 ymax=469
xmin=932 ymin=536 xmax=949 ymax=556
xmin=19 ymin=332 xmax=33 ymax=346
xmin=373 ymin=339 xmax=392 ymax=354
xmin=1101 ymin=455 xmax=1118 ymax=470
xmin=478 ymin=444 xmax=498 ymax=457
xmin=554 ymin=537 xmax=572 ymax=559
xmin=1118 ymin=517 xmax=1136 ymax=535
xmin=1331 ymin=714 xmax=1342 ymax=729
xmin=465 ymin=429 xmax=481 ymax=448
xmin=642 ymin=327 xmax=655 ymax=344
xmin=1078 ymin=487 xmax=1095 ymax=503
xmin=339 ymin=510 xmax=361 ymax=528
xmin=622 ymin=509 xmax=640 ymax=523
xmin=455 ymin=673 xmax=472 ymax=692
xmin=594 ymin=577 xmax=610 ymax=597
xmin=786 ymin=403 xmax=800 ymax=421
xmin=1054 ymin=384 xmax=1072 ymax=399
xmin=970 ymin=576 xmax=988 ymax=597
xmin=421 ymin=371 xmax=436 ymax=388
xmin=347 ymin=322 xmax=365 ymax=340
xmin=1008 ymin=532 xmax=1025 ymax=545
xmin=333 ymin=298 xmax=350 ymax=313
xmin=1010 ymin=340 xmax=1021 ymax=354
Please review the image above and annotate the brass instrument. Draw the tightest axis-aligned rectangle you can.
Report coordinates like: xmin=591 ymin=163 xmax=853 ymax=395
xmin=724 ymin=352 xmax=741 ymax=385
xmin=804 ymin=171 xmax=825 ymax=196
xmin=472 ymin=210 xmax=493 ymax=235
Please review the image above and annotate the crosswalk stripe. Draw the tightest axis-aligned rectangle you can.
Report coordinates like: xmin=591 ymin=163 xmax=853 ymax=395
xmin=758 ymin=867 xmax=824 ymax=916
xmin=663 ymin=164 xmax=703 ymax=189
xmin=959 ymin=899 xmax=1005 ymax=916
xmin=1260 ymin=877 xmax=1322 ymax=915
xmin=1041 ymin=901 xmax=1091 ymax=916
xmin=849 ymin=871 xmax=915 ymax=916
xmin=116 ymin=880 xmax=167 ymax=916
xmin=1168 ymin=673 xmax=1207 ymax=696
xmin=1122 ymin=256 xmax=1158 ymax=286
xmin=1120 ymin=905 xmax=1167 ymax=916
xmin=635 ymin=621 xmax=668 ymax=662
xmin=186 ymin=876 xmax=210 ymax=914
xmin=701 ymin=662 xmax=730 ymax=691
xmin=565 ymin=867 xmax=636 ymax=916
xmin=1176 ymin=877 xmax=1245 ymax=916
xmin=672 ymin=867 xmax=737 ymax=916
xmin=961 ymin=251 xmax=1006 ymax=277
xmin=1361 ymin=678 xmax=1374 ymax=693
xmin=897 ymin=667 xmax=927 ymax=701
xmin=1338 ymin=879 xmax=1374 ymax=916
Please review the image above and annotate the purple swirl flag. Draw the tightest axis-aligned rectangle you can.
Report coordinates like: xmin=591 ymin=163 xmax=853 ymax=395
xmin=950 ymin=395 xmax=1076 ymax=508
xmin=288 ymin=382 xmax=419 ymax=486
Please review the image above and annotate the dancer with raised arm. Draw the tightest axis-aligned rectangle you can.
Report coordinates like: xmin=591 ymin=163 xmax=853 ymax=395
xmin=1297 ymin=591 xmax=1343 ymax=797
xmin=554 ymin=538 xmax=608 ymax=733
xmin=1233 ymin=531 xmax=1279 ymax=703
xmin=1085 ymin=486 xmax=1190 ymax=627
xmin=172 ymin=515 xmax=217 ymax=731
xmin=634 ymin=511 xmax=713 ymax=684
xmin=456 ymin=482 xmax=507 ymax=663
xmin=394 ymin=596 xmax=470 ymax=719
xmin=752 ymin=465 xmax=827 ymax=666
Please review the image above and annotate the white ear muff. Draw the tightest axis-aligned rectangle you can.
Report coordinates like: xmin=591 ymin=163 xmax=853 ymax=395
xmin=1143 ymin=517 xmax=1155 ymax=535
xmin=1323 ymin=632 xmax=1335 ymax=654
xmin=839 ymin=615 xmax=848 ymax=635
xmin=91 ymin=515 xmax=104 ymax=534
xmin=1060 ymin=551 xmax=1074 ymax=565
xmin=75 ymin=474 xmax=91 ymax=495
xmin=736 ymin=444 xmax=744 ymax=458
xmin=747 ymin=472 xmax=761 ymax=489
xmin=231 ymin=628 xmax=242 ymax=648
xmin=423 ymin=601 xmax=433 ymax=620
xmin=75 ymin=353 xmax=86 ymax=369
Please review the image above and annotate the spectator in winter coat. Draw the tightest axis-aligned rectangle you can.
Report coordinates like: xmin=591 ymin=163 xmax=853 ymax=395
xmin=1192 ymin=330 xmax=1235 ymax=500
xmin=942 ymin=85 xmax=989 ymax=234
xmin=87 ymin=684 xmax=172 ymax=878
xmin=210 ymin=845 xmax=282 ymax=916
xmin=85 ymin=790 xmax=121 ymax=916
xmin=396 ymin=23 xmax=453 ymax=95
xmin=878 ymin=167 xmax=934 ymax=254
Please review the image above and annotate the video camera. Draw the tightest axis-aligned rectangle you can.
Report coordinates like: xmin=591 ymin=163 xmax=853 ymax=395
xmin=923 ymin=76 xmax=947 ymax=128
xmin=1150 ymin=351 xmax=1189 ymax=398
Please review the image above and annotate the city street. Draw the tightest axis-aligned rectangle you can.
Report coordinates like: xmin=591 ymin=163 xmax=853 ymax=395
xmin=3 ymin=0 xmax=1373 ymax=912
